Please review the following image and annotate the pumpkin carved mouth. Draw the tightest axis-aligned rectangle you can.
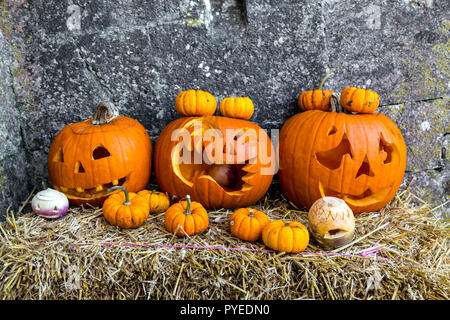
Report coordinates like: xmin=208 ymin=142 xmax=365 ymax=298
xmin=54 ymin=175 xmax=129 ymax=199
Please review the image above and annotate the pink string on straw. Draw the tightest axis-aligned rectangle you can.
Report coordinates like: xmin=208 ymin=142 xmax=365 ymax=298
xmin=74 ymin=242 xmax=392 ymax=261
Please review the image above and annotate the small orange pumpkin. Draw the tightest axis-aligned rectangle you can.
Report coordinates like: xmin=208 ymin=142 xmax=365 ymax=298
xmin=262 ymin=220 xmax=309 ymax=253
xmin=137 ymin=190 xmax=170 ymax=213
xmin=102 ymin=186 xmax=150 ymax=229
xmin=229 ymin=208 xmax=269 ymax=241
xmin=219 ymin=97 xmax=254 ymax=120
xmin=175 ymin=89 xmax=217 ymax=116
xmin=298 ymin=73 xmax=335 ymax=111
xmin=164 ymin=195 xmax=209 ymax=237
xmin=340 ymin=87 xmax=379 ymax=113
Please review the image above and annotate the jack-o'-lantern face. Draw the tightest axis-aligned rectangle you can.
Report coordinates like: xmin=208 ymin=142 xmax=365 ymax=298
xmin=278 ymin=110 xmax=407 ymax=213
xmin=47 ymin=103 xmax=152 ymax=206
xmin=154 ymin=116 xmax=275 ymax=209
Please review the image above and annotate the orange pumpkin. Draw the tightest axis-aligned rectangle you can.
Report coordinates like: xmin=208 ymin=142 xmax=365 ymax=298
xmin=262 ymin=220 xmax=309 ymax=253
xmin=219 ymin=97 xmax=254 ymax=120
xmin=47 ymin=102 xmax=152 ymax=206
xmin=175 ymin=89 xmax=217 ymax=116
xmin=137 ymin=190 xmax=170 ymax=213
xmin=298 ymin=73 xmax=335 ymax=111
xmin=229 ymin=208 xmax=269 ymax=241
xmin=102 ymin=186 xmax=150 ymax=229
xmin=164 ymin=195 xmax=209 ymax=237
xmin=340 ymin=87 xmax=379 ymax=113
xmin=154 ymin=116 xmax=275 ymax=209
xmin=278 ymin=94 xmax=407 ymax=214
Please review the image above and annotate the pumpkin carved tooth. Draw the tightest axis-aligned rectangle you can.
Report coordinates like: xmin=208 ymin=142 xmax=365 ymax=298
xmin=76 ymin=187 xmax=84 ymax=193
xmin=60 ymin=186 xmax=68 ymax=192
xmin=96 ymin=185 xmax=103 ymax=192
xmin=112 ymin=179 xmax=119 ymax=186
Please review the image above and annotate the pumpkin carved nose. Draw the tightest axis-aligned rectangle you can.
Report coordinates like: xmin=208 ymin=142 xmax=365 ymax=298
xmin=74 ymin=161 xmax=85 ymax=173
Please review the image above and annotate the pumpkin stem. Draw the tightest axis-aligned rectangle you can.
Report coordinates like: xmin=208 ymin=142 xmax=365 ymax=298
xmin=107 ymin=186 xmax=131 ymax=205
xmin=285 ymin=220 xmax=291 ymax=227
xmin=318 ymin=73 xmax=334 ymax=90
xmin=248 ymin=209 xmax=254 ymax=217
xmin=184 ymin=195 xmax=192 ymax=215
xmin=330 ymin=93 xmax=343 ymax=113
xmin=92 ymin=101 xmax=119 ymax=125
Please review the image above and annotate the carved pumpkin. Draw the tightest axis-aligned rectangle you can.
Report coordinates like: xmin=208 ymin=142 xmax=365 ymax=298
xmin=102 ymin=186 xmax=150 ymax=229
xmin=298 ymin=73 xmax=335 ymax=111
xmin=154 ymin=116 xmax=275 ymax=209
xmin=164 ymin=195 xmax=209 ymax=237
xmin=278 ymin=94 xmax=407 ymax=214
xmin=229 ymin=208 xmax=269 ymax=241
xmin=137 ymin=190 xmax=170 ymax=213
xmin=47 ymin=102 xmax=152 ymax=206
xmin=340 ymin=87 xmax=379 ymax=113
xmin=175 ymin=89 xmax=217 ymax=116
xmin=262 ymin=220 xmax=309 ymax=253
xmin=219 ymin=97 xmax=254 ymax=120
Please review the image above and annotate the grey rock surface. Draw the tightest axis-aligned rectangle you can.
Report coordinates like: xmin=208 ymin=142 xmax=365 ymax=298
xmin=0 ymin=0 xmax=448 ymax=219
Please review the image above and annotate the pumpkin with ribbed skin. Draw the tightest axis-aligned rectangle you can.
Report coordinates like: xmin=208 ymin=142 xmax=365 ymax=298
xmin=229 ymin=208 xmax=269 ymax=241
xmin=154 ymin=116 xmax=275 ymax=209
xmin=220 ymin=97 xmax=254 ymax=120
xmin=175 ymin=89 xmax=217 ymax=116
xmin=262 ymin=220 xmax=309 ymax=253
xmin=298 ymin=73 xmax=335 ymax=111
xmin=137 ymin=190 xmax=170 ymax=213
xmin=340 ymin=87 xmax=379 ymax=113
xmin=278 ymin=94 xmax=407 ymax=214
xmin=102 ymin=186 xmax=150 ymax=229
xmin=164 ymin=195 xmax=209 ymax=237
xmin=47 ymin=102 xmax=152 ymax=206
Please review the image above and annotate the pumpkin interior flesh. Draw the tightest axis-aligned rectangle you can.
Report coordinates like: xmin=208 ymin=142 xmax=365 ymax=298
xmin=54 ymin=175 xmax=128 ymax=199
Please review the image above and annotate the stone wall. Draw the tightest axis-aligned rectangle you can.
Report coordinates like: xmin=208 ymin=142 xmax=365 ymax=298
xmin=0 ymin=0 xmax=448 ymax=219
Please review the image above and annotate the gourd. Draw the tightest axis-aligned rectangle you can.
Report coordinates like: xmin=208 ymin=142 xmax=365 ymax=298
xmin=229 ymin=208 xmax=269 ymax=241
xmin=175 ymin=89 xmax=217 ymax=116
xmin=164 ymin=195 xmax=209 ymax=237
xmin=262 ymin=220 xmax=309 ymax=253
xmin=219 ymin=97 xmax=254 ymax=120
xmin=102 ymin=186 xmax=150 ymax=229
xmin=298 ymin=73 xmax=335 ymax=111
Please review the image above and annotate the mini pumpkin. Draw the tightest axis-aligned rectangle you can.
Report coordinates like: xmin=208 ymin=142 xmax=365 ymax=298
xmin=164 ymin=195 xmax=209 ymax=237
xmin=229 ymin=208 xmax=269 ymax=241
xmin=47 ymin=102 xmax=152 ymax=206
xmin=137 ymin=190 xmax=170 ymax=213
xmin=298 ymin=73 xmax=335 ymax=111
xmin=340 ymin=87 xmax=379 ymax=113
xmin=102 ymin=186 xmax=150 ymax=229
xmin=175 ymin=89 xmax=217 ymax=116
xmin=262 ymin=220 xmax=309 ymax=253
xmin=219 ymin=97 xmax=254 ymax=120
xmin=308 ymin=197 xmax=355 ymax=249
xmin=278 ymin=94 xmax=407 ymax=214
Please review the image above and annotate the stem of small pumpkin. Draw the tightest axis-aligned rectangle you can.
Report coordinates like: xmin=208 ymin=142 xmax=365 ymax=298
xmin=285 ymin=220 xmax=291 ymax=227
xmin=184 ymin=195 xmax=192 ymax=215
xmin=92 ymin=101 xmax=119 ymax=125
xmin=248 ymin=209 xmax=254 ymax=217
xmin=107 ymin=186 xmax=131 ymax=205
xmin=318 ymin=73 xmax=334 ymax=90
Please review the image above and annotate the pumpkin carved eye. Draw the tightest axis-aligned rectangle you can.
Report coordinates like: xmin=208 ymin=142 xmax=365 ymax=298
xmin=52 ymin=148 xmax=64 ymax=162
xmin=315 ymin=133 xmax=353 ymax=170
xmin=93 ymin=146 xmax=111 ymax=159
